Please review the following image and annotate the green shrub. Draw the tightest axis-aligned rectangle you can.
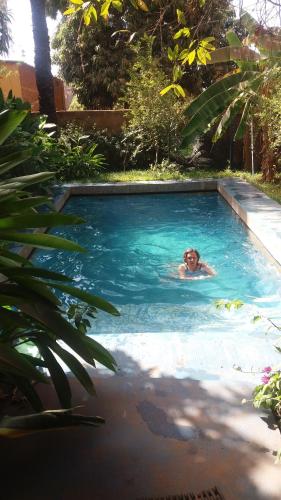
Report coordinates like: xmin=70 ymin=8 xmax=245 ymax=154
xmin=252 ymin=368 xmax=281 ymax=417
xmin=68 ymin=95 xmax=85 ymax=111
xmin=5 ymin=120 xmax=106 ymax=182
xmin=149 ymin=159 xmax=182 ymax=176
xmin=52 ymin=124 xmax=106 ymax=180
xmin=256 ymin=69 xmax=281 ymax=170
xmin=78 ymin=126 xmax=126 ymax=171
xmin=117 ymin=36 xmax=188 ymax=169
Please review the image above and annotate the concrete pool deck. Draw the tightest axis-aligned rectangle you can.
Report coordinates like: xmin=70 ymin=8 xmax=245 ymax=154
xmin=1 ymin=371 xmax=281 ymax=500
xmin=9 ymin=178 xmax=281 ymax=499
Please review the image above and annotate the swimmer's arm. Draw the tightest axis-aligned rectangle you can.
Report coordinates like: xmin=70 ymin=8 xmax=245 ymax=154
xmin=178 ymin=264 xmax=187 ymax=280
xmin=201 ymin=262 xmax=216 ymax=276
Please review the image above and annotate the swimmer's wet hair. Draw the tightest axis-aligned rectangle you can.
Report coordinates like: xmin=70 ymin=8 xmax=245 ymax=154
xmin=183 ymin=248 xmax=200 ymax=260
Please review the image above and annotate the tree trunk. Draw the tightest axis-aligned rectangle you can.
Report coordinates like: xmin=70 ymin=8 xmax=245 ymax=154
xmin=260 ymin=127 xmax=276 ymax=182
xmin=30 ymin=0 xmax=57 ymax=123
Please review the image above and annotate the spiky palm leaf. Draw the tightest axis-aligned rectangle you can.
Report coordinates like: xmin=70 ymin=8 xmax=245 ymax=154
xmin=0 ymin=108 xmax=118 ymax=417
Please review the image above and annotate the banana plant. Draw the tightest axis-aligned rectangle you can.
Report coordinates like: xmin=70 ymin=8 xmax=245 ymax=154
xmin=181 ymin=11 xmax=281 ymax=180
xmin=0 ymin=107 xmax=119 ymax=422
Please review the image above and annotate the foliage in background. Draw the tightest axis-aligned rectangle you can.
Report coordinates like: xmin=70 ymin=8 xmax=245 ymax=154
xmin=27 ymin=122 xmax=106 ymax=182
xmin=68 ymin=95 xmax=85 ymax=111
xmin=181 ymin=11 xmax=281 ymax=181
xmin=0 ymin=91 xmax=106 ymax=182
xmin=118 ymin=36 xmax=188 ymax=168
xmin=53 ymin=124 xmax=106 ymax=180
xmin=53 ymin=9 xmax=133 ymax=108
xmin=149 ymin=159 xmax=182 ymax=177
xmin=256 ymin=68 xmax=281 ymax=171
xmin=54 ymin=0 xmax=235 ymax=108
xmin=0 ymin=107 xmax=118 ymax=424
xmin=80 ymin=126 xmax=126 ymax=170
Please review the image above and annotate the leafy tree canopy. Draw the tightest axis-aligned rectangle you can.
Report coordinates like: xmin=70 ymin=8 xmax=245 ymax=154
xmin=53 ymin=0 xmax=236 ymax=108
xmin=53 ymin=9 xmax=133 ymax=108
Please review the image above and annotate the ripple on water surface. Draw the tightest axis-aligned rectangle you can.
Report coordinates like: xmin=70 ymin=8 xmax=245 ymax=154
xmin=32 ymin=193 xmax=281 ymax=381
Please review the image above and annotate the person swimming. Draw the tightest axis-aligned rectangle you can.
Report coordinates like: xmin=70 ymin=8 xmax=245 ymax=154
xmin=178 ymin=248 xmax=216 ymax=280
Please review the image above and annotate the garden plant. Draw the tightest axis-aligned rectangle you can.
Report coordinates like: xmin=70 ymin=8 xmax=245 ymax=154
xmin=0 ymin=107 xmax=119 ymax=433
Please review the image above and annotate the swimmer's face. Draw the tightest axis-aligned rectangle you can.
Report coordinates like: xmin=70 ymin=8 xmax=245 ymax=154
xmin=184 ymin=251 xmax=198 ymax=270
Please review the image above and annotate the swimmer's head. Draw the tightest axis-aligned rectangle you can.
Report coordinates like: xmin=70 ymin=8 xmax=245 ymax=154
xmin=183 ymin=248 xmax=200 ymax=263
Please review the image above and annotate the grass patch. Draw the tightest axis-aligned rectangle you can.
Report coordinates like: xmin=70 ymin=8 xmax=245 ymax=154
xmin=71 ymin=168 xmax=281 ymax=204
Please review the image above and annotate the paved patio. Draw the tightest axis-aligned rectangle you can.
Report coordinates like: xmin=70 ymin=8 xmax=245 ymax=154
xmin=1 ymin=365 xmax=281 ymax=500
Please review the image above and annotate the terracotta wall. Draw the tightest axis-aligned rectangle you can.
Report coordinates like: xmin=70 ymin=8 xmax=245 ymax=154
xmin=53 ymin=77 xmax=65 ymax=111
xmin=0 ymin=62 xmax=22 ymax=100
xmin=19 ymin=63 xmax=39 ymax=111
xmin=56 ymin=110 xmax=127 ymax=134
xmin=0 ymin=61 xmax=66 ymax=111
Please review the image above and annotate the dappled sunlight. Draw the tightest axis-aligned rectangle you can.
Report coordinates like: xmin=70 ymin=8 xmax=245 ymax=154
xmin=0 ymin=349 xmax=277 ymax=500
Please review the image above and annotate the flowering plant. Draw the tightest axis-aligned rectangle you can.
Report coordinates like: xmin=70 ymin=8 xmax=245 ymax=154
xmin=252 ymin=367 xmax=281 ymax=417
xmin=214 ymin=300 xmax=281 ymax=418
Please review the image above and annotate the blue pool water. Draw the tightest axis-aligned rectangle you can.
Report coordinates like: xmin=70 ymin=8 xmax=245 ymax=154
xmin=33 ymin=193 xmax=281 ymax=381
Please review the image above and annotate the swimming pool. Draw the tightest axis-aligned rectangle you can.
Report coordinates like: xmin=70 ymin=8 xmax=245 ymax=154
xmin=32 ymin=192 xmax=281 ymax=381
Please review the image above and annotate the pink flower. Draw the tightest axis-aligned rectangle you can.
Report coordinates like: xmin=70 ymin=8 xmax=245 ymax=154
xmin=262 ymin=366 xmax=272 ymax=373
xmin=261 ymin=375 xmax=271 ymax=385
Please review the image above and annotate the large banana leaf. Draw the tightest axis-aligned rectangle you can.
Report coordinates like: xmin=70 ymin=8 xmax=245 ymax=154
xmin=19 ymin=299 xmax=117 ymax=371
xmin=0 ymin=195 xmax=51 ymax=215
xmin=184 ymin=72 xmax=257 ymax=120
xmin=234 ymin=100 xmax=252 ymax=141
xmin=182 ymin=66 xmax=264 ymax=147
xmin=0 ymin=109 xmax=28 ymax=145
xmin=182 ymin=10 xmax=281 ymax=151
xmin=0 ymin=248 xmax=33 ymax=266
xmin=212 ymin=95 xmax=246 ymax=143
xmin=206 ymin=46 xmax=259 ymax=65
xmin=182 ymin=86 xmax=239 ymax=147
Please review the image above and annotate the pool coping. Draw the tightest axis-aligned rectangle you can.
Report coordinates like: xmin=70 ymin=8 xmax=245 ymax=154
xmin=21 ymin=178 xmax=281 ymax=269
